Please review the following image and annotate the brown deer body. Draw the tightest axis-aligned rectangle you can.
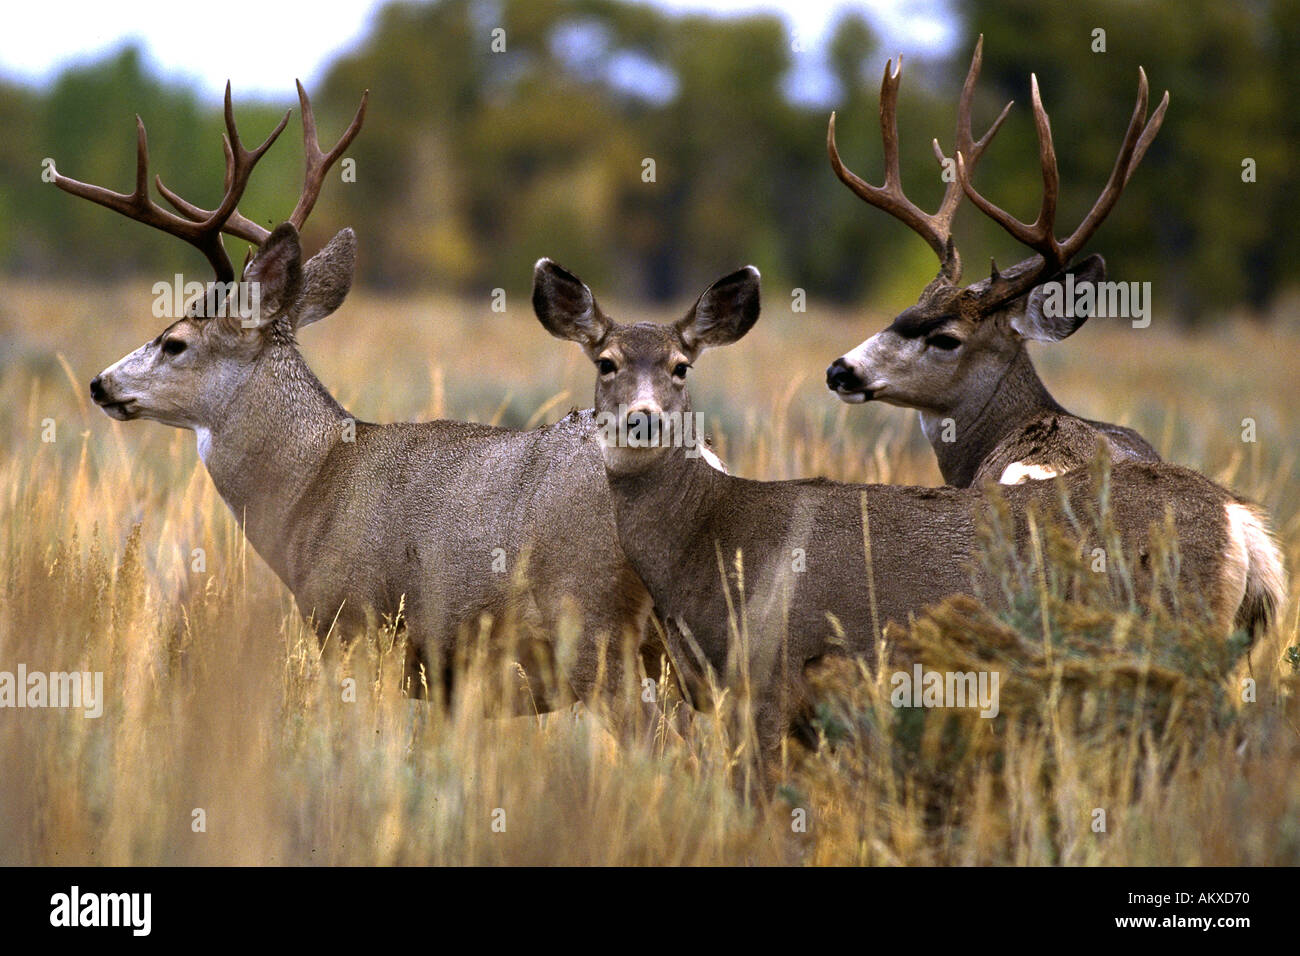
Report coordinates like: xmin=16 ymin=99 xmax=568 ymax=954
xmin=825 ymin=39 xmax=1163 ymax=487
xmin=532 ymin=259 xmax=1284 ymax=774
xmin=62 ymin=85 xmax=653 ymax=717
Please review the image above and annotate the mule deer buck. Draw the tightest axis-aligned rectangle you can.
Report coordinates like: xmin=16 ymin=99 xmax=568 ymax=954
xmin=825 ymin=38 xmax=1165 ymax=488
xmin=57 ymin=83 xmax=657 ymax=721
xmin=533 ymin=258 xmax=1284 ymax=775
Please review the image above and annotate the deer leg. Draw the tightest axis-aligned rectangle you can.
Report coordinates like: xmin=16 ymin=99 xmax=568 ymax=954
xmin=545 ymin=585 xmax=667 ymax=744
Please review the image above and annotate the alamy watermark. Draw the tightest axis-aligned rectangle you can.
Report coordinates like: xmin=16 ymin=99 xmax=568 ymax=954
xmin=890 ymin=664 xmax=1000 ymax=718
xmin=50 ymin=886 xmax=150 ymax=936
xmin=0 ymin=665 xmax=104 ymax=718
xmin=152 ymin=275 xmax=262 ymax=326
xmin=595 ymin=406 xmax=707 ymax=458
xmin=1039 ymin=273 xmax=1151 ymax=328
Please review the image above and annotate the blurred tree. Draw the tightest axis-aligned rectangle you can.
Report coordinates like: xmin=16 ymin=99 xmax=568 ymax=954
xmin=0 ymin=80 xmax=40 ymax=272
xmin=29 ymin=45 xmax=294 ymax=281
xmin=0 ymin=0 xmax=1294 ymax=321
xmin=953 ymin=0 xmax=1294 ymax=320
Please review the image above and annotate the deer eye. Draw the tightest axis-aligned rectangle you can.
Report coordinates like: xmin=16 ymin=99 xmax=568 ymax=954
xmin=926 ymin=334 xmax=962 ymax=351
xmin=597 ymin=358 xmax=617 ymax=375
xmin=672 ymin=363 xmax=690 ymax=379
xmin=162 ymin=339 xmax=188 ymax=357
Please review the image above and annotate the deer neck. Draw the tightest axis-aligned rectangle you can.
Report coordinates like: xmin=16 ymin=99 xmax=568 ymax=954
xmin=921 ymin=346 xmax=1064 ymax=487
xmin=198 ymin=342 xmax=348 ymax=578
xmin=604 ymin=446 xmax=723 ymax=608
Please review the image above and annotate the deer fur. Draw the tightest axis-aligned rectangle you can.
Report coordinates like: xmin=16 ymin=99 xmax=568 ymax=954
xmin=829 ymin=256 xmax=1160 ymax=487
xmin=825 ymin=41 xmax=1164 ymax=488
xmin=91 ymin=225 xmax=655 ymax=718
xmin=535 ymin=258 xmax=1284 ymax=775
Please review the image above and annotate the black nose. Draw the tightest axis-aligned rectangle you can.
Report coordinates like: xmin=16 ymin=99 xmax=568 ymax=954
xmin=826 ymin=358 xmax=861 ymax=391
xmin=89 ymin=376 xmax=106 ymax=402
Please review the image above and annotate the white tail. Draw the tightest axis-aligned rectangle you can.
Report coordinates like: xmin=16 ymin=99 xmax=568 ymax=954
xmin=534 ymin=259 xmax=1285 ymax=777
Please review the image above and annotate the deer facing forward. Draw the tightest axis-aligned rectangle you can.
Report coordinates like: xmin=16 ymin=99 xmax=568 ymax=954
xmin=532 ymin=258 xmax=1284 ymax=776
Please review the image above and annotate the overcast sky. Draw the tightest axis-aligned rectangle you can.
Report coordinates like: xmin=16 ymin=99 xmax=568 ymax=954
xmin=0 ymin=0 xmax=955 ymax=104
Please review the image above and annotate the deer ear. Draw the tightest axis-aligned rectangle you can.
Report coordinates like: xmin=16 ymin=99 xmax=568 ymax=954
xmin=532 ymin=258 xmax=610 ymax=353
xmin=1015 ymin=254 xmax=1106 ymax=342
xmin=677 ymin=266 xmax=761 ymax=354
xmin=296 ymin=228 xmax=356 ymax=329
xmin=240 ymin=222 xmax=303 ymax=328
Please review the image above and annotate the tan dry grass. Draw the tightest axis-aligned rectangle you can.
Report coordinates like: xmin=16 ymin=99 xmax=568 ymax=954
xmin=1 ymin=278 xmax=1297 ymax=864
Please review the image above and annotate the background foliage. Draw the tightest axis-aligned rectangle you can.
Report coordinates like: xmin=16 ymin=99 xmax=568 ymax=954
xmin=2 ymin=0 xmax=1296 ymax=320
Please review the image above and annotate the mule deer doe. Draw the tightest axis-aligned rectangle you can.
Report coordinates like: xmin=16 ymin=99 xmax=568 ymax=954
xmin=825 ymin=39 xmax=1164 ymax=488
xmin=58 ymin=83 xmax=656 ymax=720
xmin=532 ymin=259 xmax=1284 ymax=775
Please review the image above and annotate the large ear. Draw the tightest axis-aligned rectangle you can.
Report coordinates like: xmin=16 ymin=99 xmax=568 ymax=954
xmin=532 ymin=258 xmax=612 ymax=353
xmin=676 ymin=266 xmax=761 ymax=354
xmin=1015 ymin=254 xmax=1106 ymax=342
xmin=240 ymin=222 xmax=303 ymax=329
xmin=296 ymin=228 xmax=356 ymax=329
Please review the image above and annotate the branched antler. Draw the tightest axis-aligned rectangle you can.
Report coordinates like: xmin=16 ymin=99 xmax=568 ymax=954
xmin=956 ymin=64 xmax=1168 ymax=304
xmin=51 ymin=82 xmax=289 ymax=283
xmin=830 ymin=37 xmax=1168 ymax=306
xmin=828 ymin=35 xmax=1012 ymax=281
xmin=157 ymin=81 xmax=368 ymax=251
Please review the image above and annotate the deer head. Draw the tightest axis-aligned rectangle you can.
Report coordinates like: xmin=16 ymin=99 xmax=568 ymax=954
xmin=824 ymin=38 xmax=1167 ymax=427
xmin=531 ymin=259 xmax=760 ymax=475
xmin=54 ymin=82 xmax=367 ymax=431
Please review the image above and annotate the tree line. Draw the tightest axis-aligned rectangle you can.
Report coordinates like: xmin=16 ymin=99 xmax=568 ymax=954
xmin=2 ymin=0 xmax=1295 ymax=320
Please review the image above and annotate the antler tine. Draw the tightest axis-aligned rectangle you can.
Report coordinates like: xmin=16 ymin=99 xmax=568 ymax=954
xmin=52 ymin=114 xmax=242 ymax=282
xmin=877 ymin=58 xmax=904 ymax=190
xmin=157 ymin=81 xmax=290 ymax=250
xmin=1125 ymin=83 xmax=1169 ymax=186
xmin=959 ymin=62 xmax=1169 ymax=304
xmin=157 ymin=135 xmax=272 ymax=246
xmin=1031 ymin=76 xmax=1061 ymax=253
xmin=288 ymin=80 xmax=369 ymax=231
xmin=828 ymin=56 xmax=955 ymax=270
xmin=956 ymin=72 xmax=1064 ymax=271
xmin=931 ymin=35 xmax=1015 ymax=273
xmin=217 ymin=81 xmax=290 ymax=225
xmin=1060 ymin=68 xmax=1168 ymax=260
xmin=958 ymin=37 xmax=1015 ymax=167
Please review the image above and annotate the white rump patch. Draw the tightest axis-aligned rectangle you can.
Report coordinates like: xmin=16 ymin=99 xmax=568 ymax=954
xmin=999 ymin=461 xmax=1059 ymax=485
xmin=701 ymin=444 xmax=728 ymax=474
xmin=1223 ymin=501 xmax=1286 ymax=629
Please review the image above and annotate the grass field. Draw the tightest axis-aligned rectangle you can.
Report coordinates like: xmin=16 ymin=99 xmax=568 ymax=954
xmin=1 ymin=276 xmax=1298 ymax=865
